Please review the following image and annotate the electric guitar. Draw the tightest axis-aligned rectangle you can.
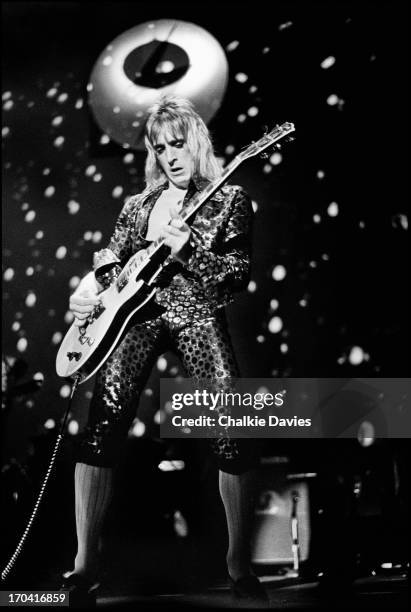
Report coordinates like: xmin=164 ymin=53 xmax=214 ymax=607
xmin=56 ymin=122 xmax=295 ymax=383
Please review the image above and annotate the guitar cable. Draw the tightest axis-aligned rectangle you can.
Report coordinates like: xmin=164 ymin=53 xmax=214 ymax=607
xmin=1 ymin=374 xmax=81 ymax=582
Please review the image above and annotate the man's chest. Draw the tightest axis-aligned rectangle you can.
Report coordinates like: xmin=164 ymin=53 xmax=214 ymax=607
xmin=145 ymin=190 xmax=186 ymax=241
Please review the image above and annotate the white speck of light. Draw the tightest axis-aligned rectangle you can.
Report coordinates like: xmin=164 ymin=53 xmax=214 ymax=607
xmin=272 ymin=265 xmax=286 ymax=281
xmin=52 ymin=332 xmax=63 ymax=344
xmin=132 ymin=121 xmax=140 ymax=128
xmin=113 ymin=106 xmax=121 ymax=114
xmin=123 ymin=153 xmax=134 ymax=164
xmin=92 ymin=231 xmax=103 ymax=243
xmin=46 ymin=88 xmax=58 ymax=98
xmin=68 ymin=420 xmax=79 ymax=435
xmin=252 ymin=200 xmax=258 ymax=213
xmin=84 ymin=231 xmax=93 ymax=241
xmin=112 ymin=186 xmax=123 ymax=198
xmin=85 ymin=165 xmax=96 ymax=176
xmin=44 ymin=186 xmax=55 ymax=197
xmin=157 ymin=356 xmax=168 ymax=372
xmin=309 ymin=261 xmax=317 ymax=268
xmin=75 ymin=98 xmax=84 ymax=109
xmin=4 ymin=268 xmax=15 ymax=281
xmin=257 ymin=335 xmax=265 ymax=343
xmin=44 ymin=419 xmax=56 ymax=429
xmin=100 ymin=134 xmax=110 ymax=144
xmin=102 ymin=56 xmax=113 ymax=66
xmin=68 ymin=200 xmax=80 ymax=214
xmin=237 ymin=114 xmax=246 ymax=123
xmin=55 ymin=246 xmax=67 ymax=259
xmin=235 ymin=73 xmax=248 ymax=83
xmin=69 ymin=276 xmax=80 ymax=289
xmin=263 ymin=164 xmax=272 ymax=174
xmin=22 ymin=203 xmax=29 ymax=211
xmin=247 ymin=106 xmax=259 ymax=117
xmin=17 ymin=338 xmax=28 ymax=352
xmin=25 ymin=210 xmax=36 ymax=222
xmin=249 ymin=85 xmax=258 ymax=94
xmin=25 ymin=292 xmax=37 ymax=307
xmin=2 ymin=127 xmax=10 ymax=137
xmin=51 ymin=116 xmax=63 ymax=127
xmin=86 ymin=82 xmax=93 ymax=92
xmin=348 ymin=346 xmax=365 ymax=365
xmin=313 ymin=214 xmax=321 ymax=223
xmin=60 ymin=385 xmax=71 ymax=398
xmin=12 ymin=322 xmax=21 ymax=332
xmin=2 ymin=91 xmax=12 ymax=100
xmin=36 ymin=230 xmax=44 ymax=239
xmin=327 ymin=202 xmax=339 ymax=217
xmin=322 ymin=253 xmax=330 ymax=261
xmin=33 ymin=372 xmax=44 ymax=384
xmin=57 ymin=93 xmax=68 ymax=103
xmin=391 ymin=213 xmax=408 ymax=230
xmin=225 ymin=144 xmax=235 ymax=155
xmin=247 ymin=280 xmax=257 ymax=293
xmin=280 ymin=343 xmax=288 ymax=353
xmin=154 ymin=410 xmax=165 ymax=424
xmin=130 ymin=419 xmax=146 ymax=437
xmin=26 ymin=266 xmax=35 ymax=276
xmin=226 ymin=40 xmax=239 ymax=51
xmin=268 ymin=316 xmax=283 ymax=334
xmin=270 ymin=152 xmax=282 ymax=165
xmin=54 ymin=136 xmax=65 ymax=147
xmin=321 ymin=56 xmax=336 ymax=69
xmin=317 ymin=170 xmax=325 ymax=179
xmin=299 ymin=299 xmax=307 ymax=307
xmin=270 ymin=299 xmax=279 ymax=311
xmin=262 ymin=46 xmax=270 ymax=54
xmin=278 ymin=21 xmax=293 ymax=30
xmin=64 ymin=311 xmax=74 ymax=324
xmin=359 ymin=221 xmax=365 ymax=228
xmin=326 ymin=94 xmax=339 ymax=106
xmin=42 ymin=168 xmax=50 ymax=175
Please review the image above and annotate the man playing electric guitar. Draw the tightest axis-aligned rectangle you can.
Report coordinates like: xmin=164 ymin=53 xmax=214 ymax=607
xmin=61 ymin=95 xmax=266 ymax=606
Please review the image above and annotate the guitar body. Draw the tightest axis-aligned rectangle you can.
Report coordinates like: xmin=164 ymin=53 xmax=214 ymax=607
xmin=56 ymin=275 xmax=161 ymax=383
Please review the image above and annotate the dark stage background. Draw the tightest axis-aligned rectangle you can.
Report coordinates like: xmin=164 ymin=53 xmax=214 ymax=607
xmin=1 ymin=0 xmax=409 ymax=594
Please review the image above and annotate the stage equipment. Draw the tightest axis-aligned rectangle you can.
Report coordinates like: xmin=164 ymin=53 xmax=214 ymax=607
xmin=251 ymin=459 xmax=316 ymax=567
xmin=88 ymin=19 xmax=229 ymax=150
xmin=56 ymin=123 xmax=295 ymax=382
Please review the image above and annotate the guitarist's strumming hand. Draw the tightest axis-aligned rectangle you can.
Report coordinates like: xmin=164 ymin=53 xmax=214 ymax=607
xmin=69 ymin=272 xmax=102 ymax=327
xmin=160 ymin=207 xmax=192 ymax=264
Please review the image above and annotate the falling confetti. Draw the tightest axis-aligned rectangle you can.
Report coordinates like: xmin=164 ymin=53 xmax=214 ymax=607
xmin=327 ymin=202 xmax=339 ymax=217
xmin=313 ymin=214 xmax=321 ymax=223
xmin=270 ymin=152 xmax=282 ymax=165
xmin=17 ymin=337 xmax=28 ymax=352
xmin=4 ymin=268 xmax=15 ymax=281
xmin=280 ymin=343 xmax=288 ymax=353
xmin=51 ymin=116 xmax=63 ymax=126
xmin=326 ymin=94 xmax=340 ymax=106
xmin=60 ymin=385 xmax=71 ymax=398
xmin=237 ymin=114 xmax=246 ymax=123
xmin=391 ymin=214 xmax=408 ymax=230
xmin=112 ymin=186 xmax=123 ymax=198
xmin=268 ymin=316 xmax=283 ymax=333
xmin=44 ymin=418 xmax=56 ymax=429
xmin=53 ymin=135 xmax=65 ymax=147
xmin=55 ymin=246 xmax=67 ymax=259
xmin=247 ymin=106 xmax=259 ymax=117
xmin=270 ymin=299 xmax=279 ymax=311
xmin=67 ymin=200 xmax=80 ymax=214
xmin=317 ymin=170 xmax=325 ymax=179
xmin=85 ymin=165 xmax=96 ymax=176
xmin=235 ymin=73 xmax=248 ymax=83
xmin=348 ymin=346 xmax=365 ymax=365
xmin=25 ymin=292 xmax=37 ymax=307
xmin=320 ymin=56 xmax=336 ymax=69
xmin=44 ymin=186 xmax=55 ymax=197
xmin=247 ymin=280 xmax=257 ymax=293
xmin=272 ymin=265 xmax=286 ymax=281
xmin=68 ymin=420 xmax=79 ymax=435
xmin=157 ymin=356 xmax=168 ymax=372
xmin=226 ymin=40 xmax=239 ymax=51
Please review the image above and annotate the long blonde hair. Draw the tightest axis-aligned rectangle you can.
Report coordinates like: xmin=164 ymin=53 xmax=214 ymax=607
xmin=143 ymin=95 xmax=222 ymax=190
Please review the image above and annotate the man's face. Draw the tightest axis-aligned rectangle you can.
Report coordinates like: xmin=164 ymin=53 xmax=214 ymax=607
xmin=153 ymin=129 xmax=194 ymax=189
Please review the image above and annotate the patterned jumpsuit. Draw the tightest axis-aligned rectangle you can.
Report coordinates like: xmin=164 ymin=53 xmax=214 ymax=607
xmin=76 ymin=177 xmax=260 ymax=474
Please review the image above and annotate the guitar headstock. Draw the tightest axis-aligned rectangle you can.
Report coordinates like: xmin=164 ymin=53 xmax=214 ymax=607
xmin=237 ymin=122 xmax=295 ymax=162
